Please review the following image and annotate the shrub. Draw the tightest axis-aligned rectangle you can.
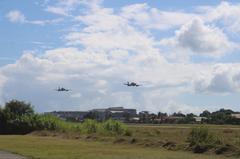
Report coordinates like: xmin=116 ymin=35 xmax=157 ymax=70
xmin=4 ymin=100 xmax=34 ymax=118
xmin=187 ymin=127 xmax=218 ymax=153
xmin=124 ymin=129 xmax=132 ymax=136
xmin=0 ymin=100 xmax=131 ymax=136
xmin=33 ymin=114 xmax=63 ymax=131
xmin=0 ymin=113 xmax=73 ymax=134
xmin=0 ymin=109 xmax=7 ymax=134
xmin=81 ymin=119 xmax=99 ymax=134
xmin=102 ymin=119 xmax=127 ymax=135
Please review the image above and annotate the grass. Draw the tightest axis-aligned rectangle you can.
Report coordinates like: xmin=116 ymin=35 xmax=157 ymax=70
xmin=128 ymin=124 xmax=240 ymax=146
xmin=0 ymin=124 xmax=240 ymax=158
xmin=0 ymin=135 xmax=239 ymax=159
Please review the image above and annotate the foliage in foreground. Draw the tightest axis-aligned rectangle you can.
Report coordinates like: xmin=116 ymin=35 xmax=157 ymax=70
xmin=0 ymin=135 xmax=233 ymax=159
xmin=0 ymin=100 xmax=129 ymax=135
xmin=187 ymin=127 xmax=220 ymax=153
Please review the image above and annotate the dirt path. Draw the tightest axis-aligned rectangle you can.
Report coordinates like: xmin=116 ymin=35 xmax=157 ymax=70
xmin=0 ymin=151 xmax=27 ymax=159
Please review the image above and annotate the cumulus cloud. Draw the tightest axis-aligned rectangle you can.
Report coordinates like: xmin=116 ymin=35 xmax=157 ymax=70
xmin=0 ymin=74 xmax=7 ymax=105
xmin=6 ymin=10 xmax=26 ymax=23
xmin=45 ymin=0 xmax=103 ymax=16
xmin=161 ymin=18 xmax=234 ymax=57
xmin=6 ymin=10 xmax=62 ymax=25
xmin=121 ymin=3 xmax=197 ymax=30
xmin=203 ymin=1 xmax=240 ymax=33
xmin=193 ymin=64 xmax=240 ymax=94
xmin=0 ymin=47 xmax=204 ymax=113
xmin=67 ymin=7 xmax=157 ymax=55
xmin=45 ymin=6 xmax=69 ymax=16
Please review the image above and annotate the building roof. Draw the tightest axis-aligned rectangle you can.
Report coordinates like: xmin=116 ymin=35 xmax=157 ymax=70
xmin=231 ymin=114 xmax=240 ymax=119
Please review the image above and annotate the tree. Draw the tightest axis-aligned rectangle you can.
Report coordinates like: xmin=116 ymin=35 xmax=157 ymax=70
xmin=157 ymin=112 xmax=168 ymax=118
xmin=0 ymin=107 xmax=6 ymax=124
xmin=210 ymin=109 xmax=233 ymax=124
xmin=172 ymin=112 xmax=185 ymax=117
xmin=0 ymin=108 xmax=7 ymax=134
xmin=200 ymin=110 xmax=211 ymax=118
xmin=184 ymin=113 xmax=196 ymax=123
xmin=4 ymin=100 xmax=34 ymax=118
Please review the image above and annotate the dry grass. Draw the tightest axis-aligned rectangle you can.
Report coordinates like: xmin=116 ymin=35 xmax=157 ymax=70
xmin=0 ymin=124 xmax=239 ymax=158
xmin=0 ymin=135 xmax=239 ymax=159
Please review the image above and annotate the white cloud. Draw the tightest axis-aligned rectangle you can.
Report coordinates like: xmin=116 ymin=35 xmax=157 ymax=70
xmin=45 ymin=0 xmax=103 ymax=16
xmin=193 ymin=64 xmax=240 ymax=94
xmin=6 ymin=10 xmax=26 ymax=23
xmin=29 ymin=18 xmax=63 ymax=26
xmin=162 ymin=101 xmax=203 ymax=114
xmin=67 ymin=7 xmax=157 ymax=54
xmin=121 ymin=3 xmax=197 ymax=30
xmin=0 ymin=47 xmax=203 ymax=113
xmin=203 ymin=1 xmax=240 ymax=33
xmin=6 ymin=10 xmax=63 ymax=25
xmin=161 ymin=18 xmax=234 ymax=57
xmin=70 ymin=93 xmax=82 ymax=98
xmin=0 ymin=77 xmax=7 ymax=105
xmin=45 ymin=6 xmax=69 ymax=16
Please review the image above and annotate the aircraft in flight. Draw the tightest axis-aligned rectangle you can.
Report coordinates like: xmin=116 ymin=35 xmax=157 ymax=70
xmin=124 ymin=81 xmax=141 ymax=87
xmin=55 ymin=87 xmax=71 ymax=92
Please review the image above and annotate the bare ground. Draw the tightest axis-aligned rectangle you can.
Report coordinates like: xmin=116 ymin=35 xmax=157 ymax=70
xmin=0 ymin=150 xmax=27 ymax=159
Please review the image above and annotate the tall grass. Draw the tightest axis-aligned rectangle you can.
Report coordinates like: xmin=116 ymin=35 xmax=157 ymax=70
xmin=2 ymin=113 xmax=130 ymax=136
xmin=81 ymin=119 xmax=99 ymax=134
xmin=102 ymin=119 xmax=127 ymax=135
xmin=187 ymin=127 xmax=219 ymax=153
xmin=80 ymin=119 xmax=130 ymax=135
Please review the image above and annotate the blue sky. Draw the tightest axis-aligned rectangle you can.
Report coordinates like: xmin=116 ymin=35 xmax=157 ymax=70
xmin=0 ymin=0 xmax=240 ymax=114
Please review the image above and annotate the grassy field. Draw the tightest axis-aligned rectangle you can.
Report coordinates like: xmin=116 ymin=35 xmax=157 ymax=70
xmin=128 ymin=124 xmax=240 ymax=145
xmin=0 ymin=124 xmax=240 ymax=159
xmin=0 ymin=135 xmax=239 ymax=159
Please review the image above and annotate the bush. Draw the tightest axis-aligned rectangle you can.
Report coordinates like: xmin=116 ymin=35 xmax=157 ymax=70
xmin=4 ymin=100 xmax=34 ymax=117
xmin=0 ymin=100 xmax=36 ymax=134
xmin=0 ymin=112 xmax=73 ymax=134
xmin=102 ymin=119 xmax=127 ymax=135
xmin=81 ymin=119 xmax=99 ymax=134
xmin=0 ymin=109 xmax=7 ymax=134
xmin=0 ymin=100 xmax=130 ymax=136
xmin=187 ymin=127 xmax=218 ymax=153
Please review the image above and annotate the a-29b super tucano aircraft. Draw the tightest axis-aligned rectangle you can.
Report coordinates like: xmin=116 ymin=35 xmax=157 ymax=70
xmin=124 ymin=81 xmax=141 ymax=87
xmin=55 ymin=87 xmax=71 ymax=92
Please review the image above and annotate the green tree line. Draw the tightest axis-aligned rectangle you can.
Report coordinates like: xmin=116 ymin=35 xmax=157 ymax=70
xmin=0 ymin=100 xmax=129 ymax=135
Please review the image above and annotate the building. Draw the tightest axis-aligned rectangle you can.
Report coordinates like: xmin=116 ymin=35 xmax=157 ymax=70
xmin=194 ymin=117 xmax=207 ymax=123
xmin=91 ymin=107 xmax=137 ymax=122
xmin=47 ymin=107 xmax=137 ymax=122
xmin=231 ymin=113 xmax=240 ymax=119
xmin=47 ymin=111 xmax=88 ymax=121
xmin=90 ymin=109 xmax=109 ymax=121
xmin=139 ymin=111 xmax=150 ymax=123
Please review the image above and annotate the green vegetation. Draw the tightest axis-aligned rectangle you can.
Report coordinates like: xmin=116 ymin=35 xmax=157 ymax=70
xmin=102 ymin=119 xmax=127 ymax=135
xmin=0 ymin=135 xmax=238 ymax=159
xmin=200 ymin=109 xmax=240 ymax=125
xmin=1 ymin=100 xmax=240 ymax=158
xmin=187 ymin=127 xmax=219 ymax=153
xmin=145 ymin=109 xmax=240 ymax=124
xmin=127 ymin=124 xmax=240 ymax=156
xmin=0 ymin=100 xmax=70 ymax=134
xmin=0 ymin=100 xmax=129 ymax=135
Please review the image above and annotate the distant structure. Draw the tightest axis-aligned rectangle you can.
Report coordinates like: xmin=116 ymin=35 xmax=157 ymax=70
xmin=48 ymin=111 xmax=88 ymax=121
xmin=46 ymin=107 xmax=219 ymax=124
xmin=231 ymin=113 xmax=240 ymax=119
xmin=194 ymin=117 xmax=207 ymax=123
xmin=47 ymin=107 xmax=137 ymax=122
